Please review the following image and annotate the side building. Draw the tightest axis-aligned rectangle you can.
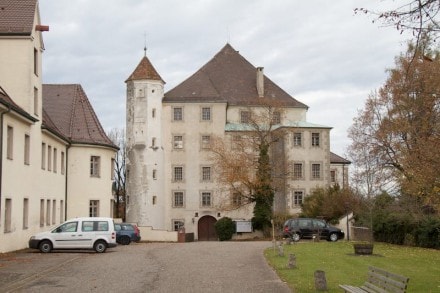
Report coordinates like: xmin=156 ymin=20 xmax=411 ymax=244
xmin=126 ymin=44 xmax=350 ymax=240
xmin=0 ymin=0 xmax=117 ymax=253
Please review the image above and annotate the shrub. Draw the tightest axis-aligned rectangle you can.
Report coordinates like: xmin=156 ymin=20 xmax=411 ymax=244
xmin=215 ymin=217 xmax=235 ymax=241
xmin=414 ymin=217 xmax=440 ymax=249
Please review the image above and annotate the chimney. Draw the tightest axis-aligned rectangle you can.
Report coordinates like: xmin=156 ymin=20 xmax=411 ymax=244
xmin=256 ymin=67 xmax=264 ymax=98
xmin=35 ymin=25 xmax=49 ymax=31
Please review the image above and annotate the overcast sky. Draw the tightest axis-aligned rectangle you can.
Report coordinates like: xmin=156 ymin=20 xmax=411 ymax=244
xmin=38 ymin=0 xmax=411 ymax=156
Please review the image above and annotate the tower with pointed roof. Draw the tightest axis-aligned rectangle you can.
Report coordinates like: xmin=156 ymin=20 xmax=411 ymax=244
xmin=125 ymin=54 xmax=166 ymax=228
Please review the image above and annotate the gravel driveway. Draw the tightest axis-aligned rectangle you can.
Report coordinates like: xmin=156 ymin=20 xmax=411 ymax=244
xmin=0 ymin=241 xmax=292 ymax=292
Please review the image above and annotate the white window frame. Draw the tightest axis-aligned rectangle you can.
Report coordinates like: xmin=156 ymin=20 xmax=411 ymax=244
xmin=89 ymin=200 xmax=99 ymax=217
xmin=173 ymin=135 xmax=184 ymax=149
xmin=311 ymin=132 xmax=320 ymax=147
xmin=172 ymin=191 xmax=185 ymax=208
xmin=201 ymin=166 xmax=211 ymax=181
xmin=293 ymin=190 xmax=304 ymax=206
xmin=90 ymin=156 xmax=101 ymax=177
xmin=173 ymin=107 xmax=183 ymax=121
xmin=311 ymin=163 xmax=322 ymax=180
xmin=201 ymin=107 xmax=211 ymax=121
xmin=173 ymin=166 xmax=184 ymax=182
xmin=201 ymin=191 xmax=212 ymax=208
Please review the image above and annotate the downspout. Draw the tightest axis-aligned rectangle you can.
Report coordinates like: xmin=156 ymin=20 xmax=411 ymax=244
xmin=0 ymin=106 xmax=12 ymax=217
xmin=64 ymin=145 xmax=70 ymax=220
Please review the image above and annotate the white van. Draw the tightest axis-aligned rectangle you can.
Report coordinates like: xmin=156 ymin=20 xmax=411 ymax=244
xmin=29 ymin=217 xmax=117 ymax=253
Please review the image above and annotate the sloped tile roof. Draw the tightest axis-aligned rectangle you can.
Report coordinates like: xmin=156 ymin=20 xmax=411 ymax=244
xmin=330 ymin=152 xmax=351 ymax=164
xmin=164 ymin=43 xmax=308 ymax=108
xmin=125 ymin=56 xmax=164 ymax=83
xmin=43 ymin=84 xmax=117 ymax=149
xmin=0 ymin=86 xmax=37 ymax=122
xmin=0 ymin=0 xmax=36 ymax=35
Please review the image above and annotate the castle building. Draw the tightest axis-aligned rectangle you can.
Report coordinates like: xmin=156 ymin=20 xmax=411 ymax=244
xmin=0 ymin=0 xmax=117 ymax=253
xmin=126 ymin=44 xmax=350 ymax=240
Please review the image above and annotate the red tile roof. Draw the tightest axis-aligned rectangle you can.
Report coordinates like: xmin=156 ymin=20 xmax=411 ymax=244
xmin=126 ymin=56 xmax=164 ymax=83
xmin=43 ymin=84 xmax=117 ymax=149
xmin=0 ymin=0 xmax=36 ymax=35
xmin=330 ymin=152 xmax=351 ymax=164
xmin=164 ymin=43 xmax=308 ymax=108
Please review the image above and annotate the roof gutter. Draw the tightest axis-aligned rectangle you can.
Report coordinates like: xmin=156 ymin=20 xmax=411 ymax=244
xmin=0 ymin=105 xmax=12 ymax=217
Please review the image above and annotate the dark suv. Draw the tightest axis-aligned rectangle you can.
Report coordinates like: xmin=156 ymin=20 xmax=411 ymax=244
xmin=114 ymin=223 xmax=141 ymax=245
xmin=283 ymin=218 xmax=344 ymax=242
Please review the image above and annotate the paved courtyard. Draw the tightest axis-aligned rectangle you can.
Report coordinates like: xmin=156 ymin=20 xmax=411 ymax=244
xmin=0 ymin=241 xmax=292 ymax=292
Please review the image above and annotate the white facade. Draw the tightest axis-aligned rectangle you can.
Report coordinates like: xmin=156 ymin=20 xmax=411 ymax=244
xmin=125 ymin=45 xmax=349 ymax=240
xmin=0 ymin=1 xmax=117 ymax=253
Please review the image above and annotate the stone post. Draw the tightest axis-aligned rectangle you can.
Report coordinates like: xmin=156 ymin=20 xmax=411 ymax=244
xmin=314 ymin=270 xmax=327 ymax=291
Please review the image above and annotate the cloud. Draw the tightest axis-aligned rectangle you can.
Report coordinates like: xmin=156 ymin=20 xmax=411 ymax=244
xmin=39 ymin=0 xmax=411 ymax=156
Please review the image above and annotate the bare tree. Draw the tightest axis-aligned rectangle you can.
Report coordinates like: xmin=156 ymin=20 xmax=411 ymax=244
xmin=347 ymin=40 xmax=440 ymax=212
xmin=107 ymin=128 xmax=126 ymax=220
xmin=209 ymin=101 xmax=286 ymax=230
xmin=355 ymin=1 xmax=440 ymax=44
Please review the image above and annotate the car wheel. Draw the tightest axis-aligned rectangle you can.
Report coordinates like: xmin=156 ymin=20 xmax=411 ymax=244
xmin=291 ymin=232 xmax=301 ymax=242
xmin=329 ymin=233 xmax=338 ymax=242
xmin=94 ymin=240 xmax=107 ymax=253
xmin=39 ymin=240 xmax=52 ymax=253
xmin=120 ymin=236 xmax=131 ymax=245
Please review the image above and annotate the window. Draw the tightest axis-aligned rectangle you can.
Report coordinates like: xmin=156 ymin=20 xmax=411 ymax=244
xmin=24 ymin=134 xmax=30 ymax=165
xmin=293 ymin=132 xmax=302 ymax=147
xmin=311 ymin=132 xmax=320 ymax=147
xmin=232 ymin=193 xmax=242 ymax=206
xmin=34 ymin=87 xmax=39 ymax=116
xmin=23 ymin=198 xmax=29 ymax=229
xmin=90 ymin=156 xmax=101 ymax=177
xmin=152 ymin=108 xmax=156 ymax=118
xmin=41 ymin=143 xmax=46 ymax=169
xmin=173 ymin=107 xmax=183 ymax=121
xmin=293 ymin=163 xmax=303 ymax=180
xmin=272 ymin=111 xmax=281 ymax=124
xmin=60 ymin=200 xmax=64 ymax=223
xmin=82 ymin=221 xmax=109 ymax=232
xmin=201 ymin=107 xmax=211 ymax=121
xmin=152 ymin=137 xmax=157 ymax=148
xmin=61 ymin=151 xmax=65 ymax=174
xmin=7 ymin=126 xmax=13 ymax=160
xmin=53 ymin=148 xmax=57 ymax=172
xmin=172 ymin=220 xmax=184 ymax=231
xmin=4 ymin=198 xmax=12 ymax=233
xmin=173 ymin=135 xmax=183 ymax=149
xmin=311 ymin=163 xmax=321 ymax=179
xmin=89 ymin=200 xmax=99 ymax=217
xmin=173 ymin=191 xmax=184 ymax=208
xmin=153 ymin=169 xmax=157 ymax=180
xmin=240 ymin=111 xmax=250 ymax=123
xmin=52 ymin=200 xmax=56 ymax=224
xmin=47 ymin=145 xmax=52 ymax=171
xmin=201 ymin=135 xmax=211 ymax=149
xmin=293 ymin=191 xmax=303 ymax=206
xmin=201 ymin=192 xmax=212 ymax=207
xmin=46 ymin=199 xmax=51 ymax=225
xmin=34 ymin=47 xmax=38 ymax=75
xmin=201 ymin=166 xmax=211 ymax=181
xmin=40 ymin=199 xmax=44 ymax=226
xmin=152 ymin=196 xmax=157 ymax=205
xmin=173 ymin=166 xmax=184 ymax=182
xmin=111 ymin=158 xmax=115 ymax=180
xmin=58 ymin=221 xmax=78 ymax=232
xmin=232 ymin=135 xmax=242 ymax=149
xmin=330 ymin=170 xmax=336 ymax=183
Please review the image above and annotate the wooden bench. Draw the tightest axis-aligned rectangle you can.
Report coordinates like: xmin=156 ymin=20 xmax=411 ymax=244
xmin=339 ymin=266 xmax=409 ymax=293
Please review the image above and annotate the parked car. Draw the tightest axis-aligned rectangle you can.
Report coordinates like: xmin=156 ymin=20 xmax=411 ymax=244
xmin=28 ymin=217 xmax=117 ymax=253
xmin=114 ymin=223 xmax=141 ymax=245
xmin=283 ymin=218 xmax=344 ymax=242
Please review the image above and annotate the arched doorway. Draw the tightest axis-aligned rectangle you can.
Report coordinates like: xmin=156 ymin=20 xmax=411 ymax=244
xmin=197 ymin=216 xmax=218 ymax=241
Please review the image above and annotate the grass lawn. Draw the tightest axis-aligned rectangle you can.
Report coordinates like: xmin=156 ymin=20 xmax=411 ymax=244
xmin=265 ymin=241 xmax=440 ymax=292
